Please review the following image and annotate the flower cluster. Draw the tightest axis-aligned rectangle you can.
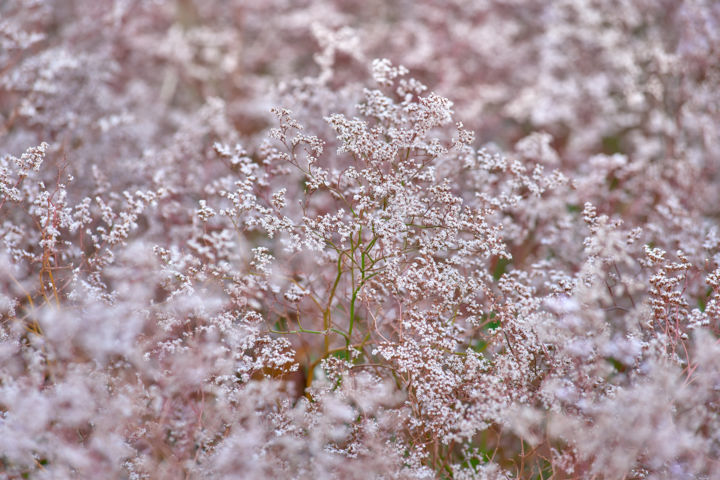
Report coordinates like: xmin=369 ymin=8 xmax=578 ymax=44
xmin=2 ymin=1 xmax=720 ymax=479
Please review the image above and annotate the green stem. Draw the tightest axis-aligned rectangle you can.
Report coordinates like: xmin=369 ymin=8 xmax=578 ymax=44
xmin=348 ymin=285 xmax=360 ymax=350
xmin=324 ymin=253 xmax=344 ymax=353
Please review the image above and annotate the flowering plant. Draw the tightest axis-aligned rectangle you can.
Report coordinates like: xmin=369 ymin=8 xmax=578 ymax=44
xmin=2 ymin=1 xmax=720 ymax=478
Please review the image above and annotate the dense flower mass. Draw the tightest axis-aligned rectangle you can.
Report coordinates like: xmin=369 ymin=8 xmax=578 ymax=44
xmin=2 ymin=1 xmax=720 ymax=478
